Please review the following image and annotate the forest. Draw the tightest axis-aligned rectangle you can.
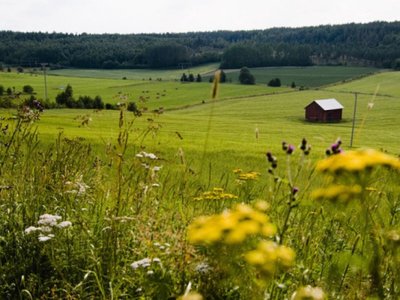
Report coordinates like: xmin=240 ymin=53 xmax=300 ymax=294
xmin=0 ymin=21 xmax=399 ymax=69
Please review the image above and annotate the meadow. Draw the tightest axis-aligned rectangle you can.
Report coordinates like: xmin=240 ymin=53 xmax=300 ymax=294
xmin=0 ymin=67 xmax=399 ymax=299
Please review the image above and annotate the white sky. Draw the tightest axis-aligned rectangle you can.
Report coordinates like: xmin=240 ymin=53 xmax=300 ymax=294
xmin=0 ymin=0 xmax=399 ymax=34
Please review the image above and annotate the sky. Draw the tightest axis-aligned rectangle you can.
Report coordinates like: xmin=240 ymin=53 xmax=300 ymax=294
xmin=1 ymin=0 xmax=399 ymax=34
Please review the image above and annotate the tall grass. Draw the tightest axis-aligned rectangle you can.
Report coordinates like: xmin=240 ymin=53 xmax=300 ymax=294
xmin=0 ymin=82 xmax=399 ymax=299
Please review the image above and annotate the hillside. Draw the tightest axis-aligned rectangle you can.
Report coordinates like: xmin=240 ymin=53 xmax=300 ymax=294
xmin=0 ymin=21 xmax=399 ymax=69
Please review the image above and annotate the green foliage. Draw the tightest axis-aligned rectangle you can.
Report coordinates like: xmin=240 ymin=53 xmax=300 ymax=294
xmin=0 ymin=85 xmax=4 ymax=96
xmin=393 ymin=58 xmax=400 ymax=70
xmin=22 ymin=84 xmax=34 ymax=94
xmin=239 ymin=67 xmax=255 ymax=85
xmin=0 ymin=22 xmax=399 ymax=69
xmin=268 ymin=78 xmax=281 ymax=87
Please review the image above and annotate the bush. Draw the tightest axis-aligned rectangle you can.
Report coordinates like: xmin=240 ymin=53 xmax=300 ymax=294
xmin=268 ymin=78 xmax=281 ymax=87
xmin=0 ymin=85 xmax=4 ymax=96
xmin=23 ymin=85 xmax=34 ymax=94
xmin=239 ymin=67 xmax=255 ymax=85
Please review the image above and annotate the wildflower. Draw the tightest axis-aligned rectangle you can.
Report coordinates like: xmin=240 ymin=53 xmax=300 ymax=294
xmin=38 ymin=214 xmax=62 ymax=226
xmin=194 ymin=188 xmax=238 ymax=201
xmin=57 ymin=221 xmax=72 ymax=228
xmin=25 ymin=226 xmax=39 ymax=234
xmin=131 ymin=258 xmax=152 ymax=270
xmin=188 ymin=203 xmax=276 ymax=245
xmin=286 ymin=144 xmax=295 ymax=155
xmin=266 ymin=152 xmax=278 ymax=168
xmin=312 ymin=185 xmax=362 ymax=203
xmin=299 ymin=138 xmax=311 ymax=155
xmin=179 ymin=292 xmax=203 ymax=300
xmin=292 ymin=187 xmax=299 ymax=195
xmin=38 ymin=234 xmax=55 ymax=242
xmin=326 ymin=138 xmax=342 ymax=156
xmin=291 ymin=286 xmax=326 ymax=300
xmin=195 ymin=262 xmax=211 ymax=274
xmin=317 ymin=149 xmax=400 ymax=173
xmin=136 ymin=151 xmax=158 ymax=160
xmin=244 ymin=240 xmax=295 ymax=278
xmin=152 ymin=166 xmax=162 ymax=172
xmin=237 ymin=171 xmax=260 ymax=181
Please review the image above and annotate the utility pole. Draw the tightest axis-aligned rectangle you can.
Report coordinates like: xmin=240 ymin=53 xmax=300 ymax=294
xmin=40 ymin=63 xmax=48 ymax=100
xmin=350 ymin=92 xmax=358 ymax=148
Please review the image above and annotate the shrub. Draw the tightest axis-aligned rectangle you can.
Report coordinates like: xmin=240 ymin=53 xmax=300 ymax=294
xmin=23 ymin=85 xmax=34 ymax=94
xmin=239 ymin=67 xmax=255 ymax=85
xmin=268 ymin=78 xmax=281 ymax=87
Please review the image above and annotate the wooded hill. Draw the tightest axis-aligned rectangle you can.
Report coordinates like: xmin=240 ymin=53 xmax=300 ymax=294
xmin=0 ymin=21 xmax=399 ymax=69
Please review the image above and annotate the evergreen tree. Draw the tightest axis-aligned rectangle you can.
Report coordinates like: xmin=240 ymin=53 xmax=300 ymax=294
xmin=188 ymin=73 xmax=195 ymax=82
xmin=196 ymin=74 xmax=202 ymax=82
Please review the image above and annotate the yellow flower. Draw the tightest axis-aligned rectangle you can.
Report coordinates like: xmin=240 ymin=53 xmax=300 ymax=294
xmin=317 ymin=149 xmax=400 ymax=173
xmin=188 ymin=203 xmax=277 ymax=246
xmin=179 ymin=292 xmax=203 ymax=300
xmin=312 ymin=184 xmax=362 ymax=203
xmin=291 ymin=286 xmax=326 ymax=300
xmin=238 ymin=171 xmax=261 ymax=181
xmin=194 ymin=187 xmax=238 ymax=201
xmin=244 ymin=240 xmax=295 ymax=278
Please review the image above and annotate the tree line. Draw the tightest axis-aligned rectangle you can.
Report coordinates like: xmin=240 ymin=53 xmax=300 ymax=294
xmin=0 ymin=21 xmax=399 ymax=69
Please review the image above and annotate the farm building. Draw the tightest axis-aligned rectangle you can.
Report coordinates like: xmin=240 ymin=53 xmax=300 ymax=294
xmin=305 ymin=98 xmax=344 ymax=122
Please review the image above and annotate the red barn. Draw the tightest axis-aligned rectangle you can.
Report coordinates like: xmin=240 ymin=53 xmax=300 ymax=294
xmin=305 ymin=98 xmax=344 ymax=122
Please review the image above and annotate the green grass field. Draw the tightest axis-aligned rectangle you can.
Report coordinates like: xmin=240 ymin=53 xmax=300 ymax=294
xmin=1 ymin=68 xmax=400 ymax=299
xmin=220 ymin=66 xmax=380 ymax=87
xmin=47 ymin=63 xmax=220 ymax=80
xmin=0 ymin=72 xmax=290 ymax=109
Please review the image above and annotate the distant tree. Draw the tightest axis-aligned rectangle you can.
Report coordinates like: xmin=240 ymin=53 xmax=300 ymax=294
xmin=94 ymin=96 xmax=104 ymax=109
xmin=127 ymin=102 xmax=142 ymax=116
xmin=17 ymin=66 xmax=24 ymax=73
xmin=188 ymin=73 xmax=195 ymax=82
xmin=56 ymin=84 xmax=74 ymax=106
xmin=267 ymin=78 xmax=281 ymax=87
xmin=393 ymin=58 xmax=400 ymax=70
xmin=6 ymin=87 xmax=12 ymax=96
xmin=196 ymin=74 xmax=202 ymax=82
xmin=23 ymin=85 xmax=34 ymax=94
xmin=0 ymin=64 xmax=3 ymax=72
xmin=7 ymin=67 xmax=11 ymax=72
xmin=291 ymin=81 xmax=296 ymax=88
xmin=105 ymin=103 xmax=115 ymax=110
xmin=180 ymin=73 xmax=188 ymax=82
xmin=239 ymin=67 xmax=255 ymax=85
xmin=0 ymin=85 xmax=4 ymax=96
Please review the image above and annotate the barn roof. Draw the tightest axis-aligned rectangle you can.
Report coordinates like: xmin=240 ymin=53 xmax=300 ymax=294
xmin=311 ymin=99 xmax=344 ymax=111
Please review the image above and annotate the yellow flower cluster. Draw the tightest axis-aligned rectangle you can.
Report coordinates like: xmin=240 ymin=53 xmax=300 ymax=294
xmin=188 ymin=202 xmax=276 ymax=245
xmin=291 ymin=286 xmax=326 ymax=300
xmin=194 ymin=187 xmax=238 ymax=201
xmin=317 ymin=149 xmax=400 ymax=173
xmin=312 ymin=184 xmax=362 ymax=204
xmin=244 ymin=240 xmax=295 ymax=278
xmin=237 ymin=171 xmax=261 ymax=181
xmin=234 ymin=168 xmax=261 ymax=181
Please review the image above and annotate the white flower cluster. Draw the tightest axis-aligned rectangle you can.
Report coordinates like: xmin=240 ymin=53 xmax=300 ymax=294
xmin=153 ymin=242 xmax=171 ymax=252
xmin=65 ymin=175 xmax=90 ymax=196
xmin=136 ymin=151 xmax=158 ymax=160
xmin=131 ymin=257 xmax=162 ymax=271
xmin=25 ymin=214 xmax=72 ymax=242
